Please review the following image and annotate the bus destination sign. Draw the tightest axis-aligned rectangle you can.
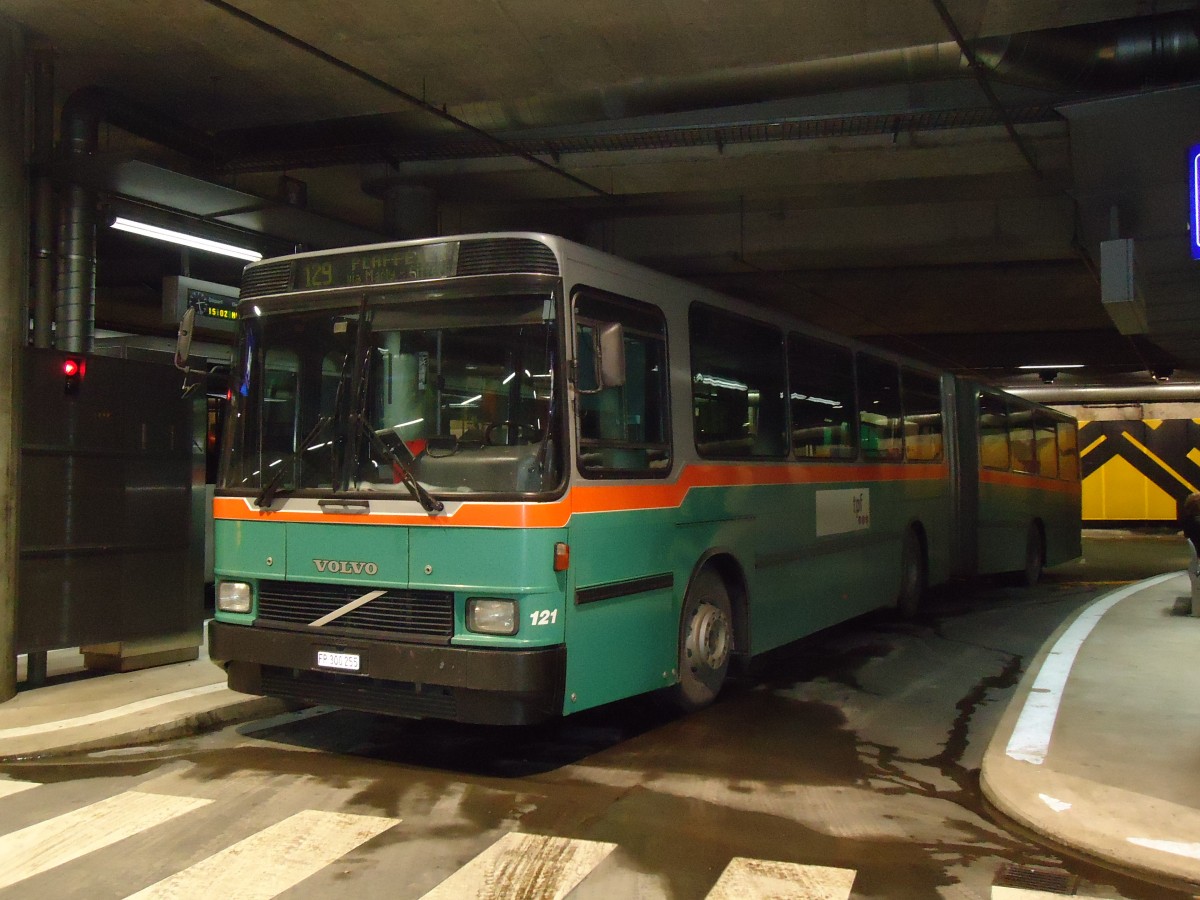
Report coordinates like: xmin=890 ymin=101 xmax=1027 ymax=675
xmin=294 ymin=243 xmax=460 ymax=291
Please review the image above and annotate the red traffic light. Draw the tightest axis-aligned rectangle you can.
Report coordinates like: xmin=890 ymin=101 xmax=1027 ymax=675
xmin=63 ymin=357 xmax=85 ymax=394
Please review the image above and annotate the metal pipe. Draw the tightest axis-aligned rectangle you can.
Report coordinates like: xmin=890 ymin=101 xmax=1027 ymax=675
xmin=55 ymin=89 xmax=100 ymax=354
xmin=442 ymin=13 xmax=1200 ymax=134
xmin=974 ymin=12 xmax=1200 ymax=92
xmin=31 ymin=47 xmax=53 ymax=350
xmin=1008 ymin=383 xmax=1200 ymax=404
xmin=54 ymin=182 xmax=95 ymax=354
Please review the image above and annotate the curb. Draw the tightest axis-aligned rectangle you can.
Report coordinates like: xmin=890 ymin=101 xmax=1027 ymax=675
xmin=0 ymin=692 xmax=287 ymax=762
xmin=980 ymin=572 xmax=1200 ymax=891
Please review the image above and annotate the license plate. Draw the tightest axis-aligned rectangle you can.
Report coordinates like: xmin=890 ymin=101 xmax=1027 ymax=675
xmin=317 ymin=650 xmax=361 ymax=672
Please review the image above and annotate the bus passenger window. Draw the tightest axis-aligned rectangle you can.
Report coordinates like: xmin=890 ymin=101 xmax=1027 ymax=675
xmin=1057 ymin=421 xmax=1079 ymax=481
xmin=979 ymin=393 xmax=1009 ymax=470
xmin=857 ymin=355 xmax=902 ymax=460
xmin=575 ymin=291 xmax=671 ymax=477
xmin=1035 ymin=412 xmax=1058 ymax=478
xmin=690 ymin=304 xmax=786 ymax=458
xmin=788 ymin=333 xmax=856 ymax=459
xmin=1009 ymin=408 xmax=1037 ymax=474
xmin=902 ymin=369 xmax=943 ymax=462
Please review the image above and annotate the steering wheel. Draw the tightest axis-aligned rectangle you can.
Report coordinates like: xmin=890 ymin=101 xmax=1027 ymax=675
xmin=484 ymin=420 xmax=538 ymax=445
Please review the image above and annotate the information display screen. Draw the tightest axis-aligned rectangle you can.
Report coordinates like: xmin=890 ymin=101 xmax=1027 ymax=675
xmin=189 ymin=287 xmax=239 ymax=324
xmin=1190 ymin=143 xmax=1200 ymax=261
xmin=163 ymin=276 xmax=239 ymax=332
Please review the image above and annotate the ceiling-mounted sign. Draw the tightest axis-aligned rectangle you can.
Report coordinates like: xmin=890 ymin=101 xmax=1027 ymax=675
xmin=1191 ymin=143 xmax=1200 ymax=261
xmin=163 ymin=276 xmax=240 ymax=332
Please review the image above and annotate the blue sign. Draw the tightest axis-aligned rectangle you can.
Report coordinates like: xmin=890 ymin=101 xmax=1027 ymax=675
xmin=1191 ymin=143 xmax=1200 ymax=260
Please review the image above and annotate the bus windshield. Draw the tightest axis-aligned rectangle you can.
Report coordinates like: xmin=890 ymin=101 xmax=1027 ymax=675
xmin=221 ymin=291 xmax=563 ymax=501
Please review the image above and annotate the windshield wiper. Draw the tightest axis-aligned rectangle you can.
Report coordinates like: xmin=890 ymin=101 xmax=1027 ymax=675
xmin=336 ymin=297 xmax=443 ymax=513
xmin=255 ymin=415 xmax=332 ymax=507
xmin=361 ymin=423 xmax=444 ymax=514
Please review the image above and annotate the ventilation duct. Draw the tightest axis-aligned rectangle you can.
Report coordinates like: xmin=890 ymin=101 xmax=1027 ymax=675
xmin=975 ymin=12 xmax=1200 ymax=92
xmin=53 ymin=87 xmax=230 ymax=351
xmin=450 ymin=12 xmax=1200 ymax=134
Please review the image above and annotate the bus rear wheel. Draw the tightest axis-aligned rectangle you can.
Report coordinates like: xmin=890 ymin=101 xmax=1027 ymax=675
xmin=1021 ymin=523 xmax=1045 ymax=587
xmin=670 ymin=568 xmax=733 ymax=712
xmin=897 ymin=527 xmax=927 ymax=618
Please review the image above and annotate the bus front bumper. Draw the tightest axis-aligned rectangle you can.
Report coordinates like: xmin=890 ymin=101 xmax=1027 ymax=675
xmin=208 ymin=620 xmax=566 ymax=726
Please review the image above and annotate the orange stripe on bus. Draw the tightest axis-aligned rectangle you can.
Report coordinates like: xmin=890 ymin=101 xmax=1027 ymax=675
xmin=978 ymin=468 xmax=1081 ymax=495
xmin=211 ymin=496 xmax=573 ymax=529
xmin=572 ymin=462 xmax=949 ymax=513
xmin=214 ymin=461 xmax=952 ymax=528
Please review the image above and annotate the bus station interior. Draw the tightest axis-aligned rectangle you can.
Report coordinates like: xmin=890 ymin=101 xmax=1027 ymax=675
xmin=4 ymin=2 xmax=1200 ymax=895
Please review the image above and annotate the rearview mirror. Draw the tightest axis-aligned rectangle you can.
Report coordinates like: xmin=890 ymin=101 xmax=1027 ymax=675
xmin=174 ymin=306 xmax=196 ymax=372
xmin=595 ymin=322 xmax=626 ymax=389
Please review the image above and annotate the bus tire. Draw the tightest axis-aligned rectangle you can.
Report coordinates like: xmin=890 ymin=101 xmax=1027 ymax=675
xmin=1021 ymin=522 xmax=1045 ymax=587
xmin=670 ymin=568 xmax=733 ymax=712
xmin=897 ymin=527 xmax=927 ymax=618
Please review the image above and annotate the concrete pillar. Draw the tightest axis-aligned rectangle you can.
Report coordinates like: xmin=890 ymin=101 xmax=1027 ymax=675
xmin=0 ymin=19 xmax=27 ymax=703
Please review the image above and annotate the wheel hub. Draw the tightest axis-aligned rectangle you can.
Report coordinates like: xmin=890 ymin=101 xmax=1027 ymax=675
xmin=688 ymin=602 xmax=731 ymax=672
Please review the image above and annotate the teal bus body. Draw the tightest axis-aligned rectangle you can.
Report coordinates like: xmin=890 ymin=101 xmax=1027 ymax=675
xmin=208 ymin=233 xmax=1081 ymax=723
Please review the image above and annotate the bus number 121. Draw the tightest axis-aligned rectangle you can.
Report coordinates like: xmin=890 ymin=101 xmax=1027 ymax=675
xmin=530 ymin=609 xmax=558 ymax=626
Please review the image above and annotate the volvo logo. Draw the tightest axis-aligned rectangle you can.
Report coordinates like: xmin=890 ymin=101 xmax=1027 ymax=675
xmin=314 ymin=559 xmax=379 ymax=575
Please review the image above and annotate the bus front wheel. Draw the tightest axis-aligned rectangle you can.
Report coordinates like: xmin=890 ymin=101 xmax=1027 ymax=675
xmin=670 ymin=568 xmax=733 ymax=712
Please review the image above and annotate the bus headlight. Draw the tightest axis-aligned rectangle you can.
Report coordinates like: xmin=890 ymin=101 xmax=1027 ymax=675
xmin=217 ymin=581 xmax=252 ymax=614
xmin=466 ymin=598 xmax=518 ymax=635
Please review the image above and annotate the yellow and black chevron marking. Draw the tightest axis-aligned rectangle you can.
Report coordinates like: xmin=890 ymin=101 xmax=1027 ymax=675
xmin=1079 ymin=419 xmax=1200 ymax=524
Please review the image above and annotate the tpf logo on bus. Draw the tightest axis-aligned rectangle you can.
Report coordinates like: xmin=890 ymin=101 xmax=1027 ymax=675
xmin=815 ymin=488 xmax=871 ymax=537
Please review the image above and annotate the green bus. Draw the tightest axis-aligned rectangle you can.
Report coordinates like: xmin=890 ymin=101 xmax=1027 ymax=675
xmin=205 ymin=233 xmax=1081 ymax=724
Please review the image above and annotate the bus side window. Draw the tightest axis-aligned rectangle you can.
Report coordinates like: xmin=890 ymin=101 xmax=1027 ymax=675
xmin=857 ymin=354 xmax=902 ymax=460
xmin=979 ymin=392 xmax=1009 ymax=470
xmin=788 ymin=332 xmax=856 ymax=459
xmin=690 ymin=304 xmax=786 ymax=459
xmin=1035 ymin=411 xmax=1058 ymax=478
xmin=575 ymin=291 xmax=671 ymax=477
xmin=1057 ymin=420 xmax=1079 ymax=480
xmin=902 ymin=369 xmax=943 ymax=462
xmin=1010 ymin=408 xmax=1037 ymax=474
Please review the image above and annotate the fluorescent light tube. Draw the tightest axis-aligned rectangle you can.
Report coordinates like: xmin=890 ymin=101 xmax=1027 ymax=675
xmin=110 ymin=217 xmax=263 ymax=262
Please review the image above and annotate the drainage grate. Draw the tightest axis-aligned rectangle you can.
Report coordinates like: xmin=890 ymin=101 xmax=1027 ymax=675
xmin=994 ymin=863 xmax=1078 ymax=894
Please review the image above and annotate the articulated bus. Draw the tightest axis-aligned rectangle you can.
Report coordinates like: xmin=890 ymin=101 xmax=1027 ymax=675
xmin=206 ymin=233 xmax=1081 ymax=724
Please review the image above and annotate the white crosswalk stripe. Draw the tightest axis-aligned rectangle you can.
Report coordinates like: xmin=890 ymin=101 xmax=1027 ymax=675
xmin=419 ymin=832 xmax=617 ymax=900
xmin=3 ymin=785 xmax=1095 ymax=900
xmin=0 ymin=790 xmax=211 ymax=891
xmin=125 ymin=808 xmax=399 ymax=899
xmin=0 ymin=778 xmax=39 ymax=799
xmin=706 ymin=857 xmax=857 ymax=900
xmin=993 ymin=889 xmax=1109 ymax=900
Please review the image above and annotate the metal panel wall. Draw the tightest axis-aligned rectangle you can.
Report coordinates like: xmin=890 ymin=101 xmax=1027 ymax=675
xmin=16 ymin=349 xmax=201 ymax=651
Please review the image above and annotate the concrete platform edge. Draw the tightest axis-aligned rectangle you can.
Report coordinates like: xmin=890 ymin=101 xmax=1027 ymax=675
xmin=0 ymin=690 xmax=288 ymax=762
xmin=980 ymin=572 xmax=1200 ymax=892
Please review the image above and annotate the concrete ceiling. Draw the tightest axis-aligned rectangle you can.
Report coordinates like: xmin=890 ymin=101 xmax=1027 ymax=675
xmin=3 ymin=0 xmax=1200 ymax=388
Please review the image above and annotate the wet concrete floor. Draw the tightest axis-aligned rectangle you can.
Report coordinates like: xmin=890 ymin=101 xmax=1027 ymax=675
xmin=0 ymin=531 xmax=1192 ymax=899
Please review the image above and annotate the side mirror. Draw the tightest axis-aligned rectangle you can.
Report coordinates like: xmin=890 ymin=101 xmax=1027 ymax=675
xmin=595 ymin=322 xmax=626 ymax=389
xmin=174 ymin=306 xmax=196 ymax=372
